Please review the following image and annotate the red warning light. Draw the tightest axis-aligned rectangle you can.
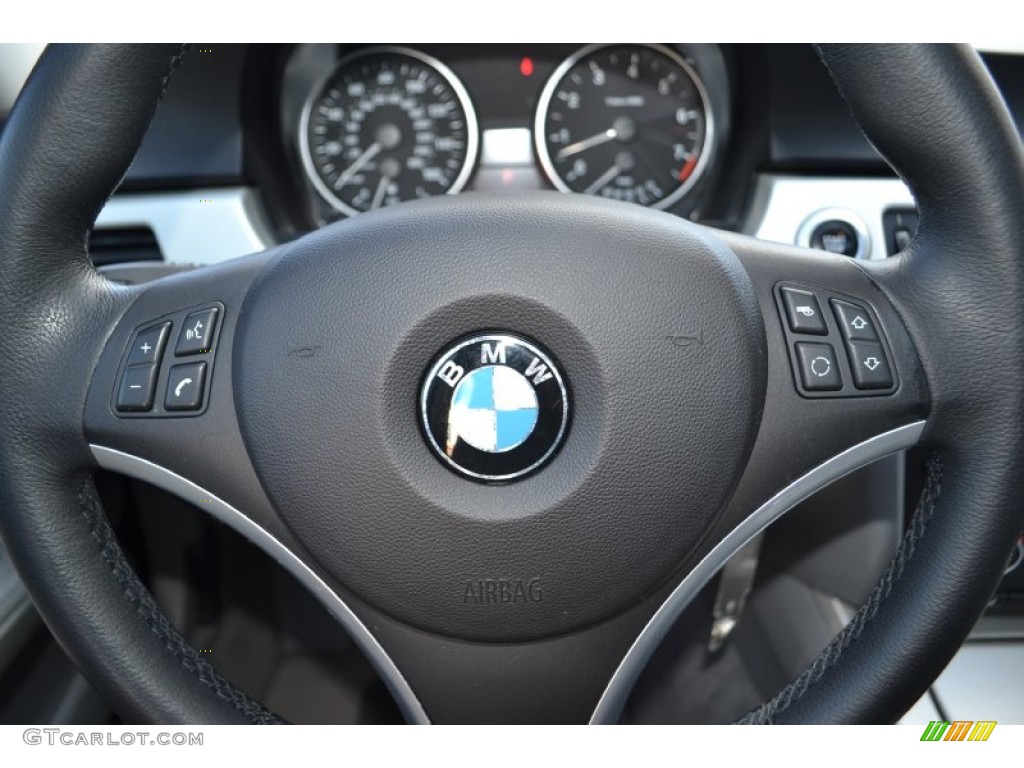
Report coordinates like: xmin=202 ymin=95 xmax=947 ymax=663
xmin=519 ymin=57 xmax=534 ymax=77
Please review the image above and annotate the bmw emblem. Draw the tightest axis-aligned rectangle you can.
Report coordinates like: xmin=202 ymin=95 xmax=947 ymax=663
xmin=420 ymin=334 xmax=570 ymax=482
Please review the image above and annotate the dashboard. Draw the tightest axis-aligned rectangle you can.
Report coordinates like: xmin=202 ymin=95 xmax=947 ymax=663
xmin=79 ymin=43 xmax=1021 ymax=265
xmin=6 ymin=42 xmax=1022 ymax=271
xmin=281 ymin=44 xmax=730 ymax=223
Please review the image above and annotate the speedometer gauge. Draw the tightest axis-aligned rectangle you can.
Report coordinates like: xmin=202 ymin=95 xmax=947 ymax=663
xmin=300 ymin=47 xmax=479 ymax=216
xmin=535 ymin=44 xmax=713 ymax=209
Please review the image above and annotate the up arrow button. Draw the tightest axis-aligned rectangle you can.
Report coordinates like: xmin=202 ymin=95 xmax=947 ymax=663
xmin=832 ymin=299 xmax=879 ymax=341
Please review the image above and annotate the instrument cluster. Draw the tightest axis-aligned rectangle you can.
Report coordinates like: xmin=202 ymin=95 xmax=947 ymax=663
xmin=283 ymin=44 xmax=731 ymax=224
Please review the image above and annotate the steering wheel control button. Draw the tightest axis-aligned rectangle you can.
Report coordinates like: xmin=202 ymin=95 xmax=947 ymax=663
xmin=116 ymin=364 xmax=158 ymax=412
xmin=832 ymin=299 xmax=879 ymax=341
xmin=126 ymin=322 xmax=170 ymax=366
xmin=795 ymin=342 xmax=842 ymax=391
xmin=175 ymin=307 xmax=218 ymax=356
xmin=845 ymin=341 xmax=893 ymax=389
xmin=775 ymin=284 xmax=899 ymax=398
xmin=164 ymin=362 xmax=207 ymax=411
xmin=780 ymin=287 xmax=827 ymax=335
xmin=420 ymin=334 xmax=569 ymax=482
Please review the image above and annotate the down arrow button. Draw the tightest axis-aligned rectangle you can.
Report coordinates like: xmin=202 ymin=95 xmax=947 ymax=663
xmin=846 ymin=340 xmax=893 ymax=390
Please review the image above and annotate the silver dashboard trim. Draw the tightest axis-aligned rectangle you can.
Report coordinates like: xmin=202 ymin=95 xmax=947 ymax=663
xmin=589 ymin=420 xmax=926 ymax=724
xmin=94 ymin=188 xmax=274 ymax=266
xmin=93 ymin=175 xmax=919 ymax=270
xmin=90 ymin=444 xmax=430 ymax=725
xmin=748 ymin=175 xmax=914 ymax=260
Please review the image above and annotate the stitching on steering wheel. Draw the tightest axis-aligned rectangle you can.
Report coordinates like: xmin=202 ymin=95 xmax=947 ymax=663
xmin=736 ymin=453 xmax=944 ymax=725
xmin=159 ymin=43 xmax=190 ymax=95
xmin=65 ymin=44 xmax=286 ymax=726
xmin=78 ymin=479 xmax=286 ymax=724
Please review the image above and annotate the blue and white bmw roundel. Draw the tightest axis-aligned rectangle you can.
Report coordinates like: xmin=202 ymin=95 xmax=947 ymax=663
xmin=420 ymin=334 xmax=569 ymax=482
xmin=448 ymin=365 xmax=539 ymax=453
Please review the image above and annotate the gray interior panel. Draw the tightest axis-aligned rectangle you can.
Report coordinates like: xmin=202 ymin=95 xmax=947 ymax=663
xmin=931 ymin=643 xmax=1024 ymax=723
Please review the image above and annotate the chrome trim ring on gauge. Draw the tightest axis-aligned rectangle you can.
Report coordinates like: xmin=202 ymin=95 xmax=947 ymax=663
xmin=534 ymin=43 xmax=716 ymax=211
xmin=298 ymin=46 xmax=480 ymax=217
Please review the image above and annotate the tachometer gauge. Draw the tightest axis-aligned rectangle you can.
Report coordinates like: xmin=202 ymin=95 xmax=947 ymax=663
xmin=535 ymin=44 xmax=713 ymax=209
xmin=300 ymin=46 xmax=479 ymax=216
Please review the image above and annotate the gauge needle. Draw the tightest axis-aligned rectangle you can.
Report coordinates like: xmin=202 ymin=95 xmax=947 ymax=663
xmin=370 ymin=176 xmax=389 ymax=210
xmin=334 ymin=142 xmax=381 ymax=189
xmin=584 ymin=164 xmax=621 ymax=195
xmin=557 ymin=128 xmax=617 ymax=160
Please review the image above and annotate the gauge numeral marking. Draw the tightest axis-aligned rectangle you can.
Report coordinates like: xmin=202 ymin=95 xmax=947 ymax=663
xmin=301 ymin=47 xmax=478 ymax=217
xmin=536 ymin=44 xmax=712 ymax=212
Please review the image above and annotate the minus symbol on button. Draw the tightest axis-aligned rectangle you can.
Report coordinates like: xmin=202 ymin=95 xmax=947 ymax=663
xmin=129 ymin=385 xmax=142 ymax=389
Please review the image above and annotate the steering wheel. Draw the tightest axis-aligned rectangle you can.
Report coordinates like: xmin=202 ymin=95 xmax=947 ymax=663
xmin=0 ymin=44 xmax=1021 ymax=725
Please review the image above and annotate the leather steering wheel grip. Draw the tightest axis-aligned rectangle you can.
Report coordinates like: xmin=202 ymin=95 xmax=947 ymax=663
xmin=741 ymin=44 xmax=1024 ymax=723
xmin=0 ymin=43 xmax=1021 ymax=725
xmin=0 ymin=44 xmax=279 ymax=723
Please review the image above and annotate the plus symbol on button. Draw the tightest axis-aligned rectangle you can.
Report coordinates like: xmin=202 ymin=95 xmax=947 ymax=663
xmin=140 ymin=342 xmax=152 ymax=355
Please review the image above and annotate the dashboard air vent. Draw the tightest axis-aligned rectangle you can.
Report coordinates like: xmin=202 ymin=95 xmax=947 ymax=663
xmin=88 ymin=226 xmax=162 ymax=266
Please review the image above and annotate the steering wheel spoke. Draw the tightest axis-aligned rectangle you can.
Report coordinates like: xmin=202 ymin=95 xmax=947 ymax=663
xmin=589 ymin=232 xmax=932 ymax=722
xmin=723 ymin=232 xmax=930 ymax=504
xmin=1 ymin=43 xmax=1021 ymax=725
xmin=85 ymin=252 xmax=279 ymax=535
xmin=81 ymin=249 xmax=678 ymax=724
xmin=84 ymin=249 xmax=448 ymax=722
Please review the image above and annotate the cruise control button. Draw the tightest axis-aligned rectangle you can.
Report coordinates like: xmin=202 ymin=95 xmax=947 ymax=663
xmin=832 ymin=300 xmax=879 ymax=341
xmin=165 ymin=362 xmax=207 ymax=411
xmin=846 ymin=341 xmax=893 ymax=389
xmin=117 ymin=364 xmax=158 ymax=412
xmin=795 ymin=342 xmax=842 ymax=391
xmin=780 ymin=287 xmax=827 ymax=335
xmin=126 ymin=322 xmax=171 ymax=366
xmin=175 ymin=308 xmax=219 ymax=356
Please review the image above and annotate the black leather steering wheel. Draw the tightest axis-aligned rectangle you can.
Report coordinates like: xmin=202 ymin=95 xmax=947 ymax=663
xmin=0 ymin=44 xmax=1022 ymax=724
